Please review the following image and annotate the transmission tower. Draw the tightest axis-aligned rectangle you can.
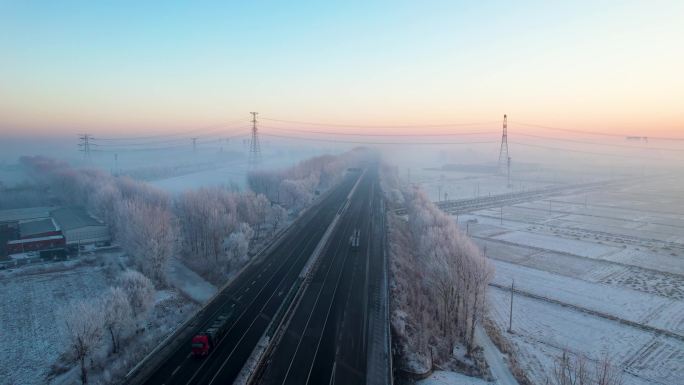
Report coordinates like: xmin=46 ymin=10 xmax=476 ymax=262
xmin=248 ymin=112 xmax=261 ymax=166
xmin=498 ymin=114 xmax=509 ymax=174
xmin=78 ymin=134 xmax=92 ymax=160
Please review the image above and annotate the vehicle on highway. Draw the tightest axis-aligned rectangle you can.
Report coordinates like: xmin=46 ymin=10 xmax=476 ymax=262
xmin=350 ymin=229 xmax=360 ymax=250
xmin=191 ymin=314 xmax=231 ymax=357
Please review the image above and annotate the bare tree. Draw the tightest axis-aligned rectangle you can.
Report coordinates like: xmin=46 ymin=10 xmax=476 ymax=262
xmin=101 ymin=286 xmax=133 ymax=354
xmin=595 ymin=353 xmax=624 ymax=385
xmin=548 ymin=350 xmax=623 ymax=385
xmin=60 ymin=299 xmax=104 ymax=384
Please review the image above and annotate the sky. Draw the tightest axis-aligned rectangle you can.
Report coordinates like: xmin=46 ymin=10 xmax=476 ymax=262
xmin=1 ymin=0 xmax=683 ymax=137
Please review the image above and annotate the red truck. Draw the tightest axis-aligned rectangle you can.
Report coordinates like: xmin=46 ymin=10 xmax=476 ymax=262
xmin=191 ymin=314 xmax=231 ymax=357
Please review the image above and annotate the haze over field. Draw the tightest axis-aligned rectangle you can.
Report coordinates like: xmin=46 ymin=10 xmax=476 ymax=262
xmin=1 ymin=2 xmax=683 ymax=385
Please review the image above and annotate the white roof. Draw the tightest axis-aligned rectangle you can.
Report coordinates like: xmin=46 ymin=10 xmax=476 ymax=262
xmin=7 ymin=235 xmax=64 ymax=245
xmin=0 ymin=206 xmax=56 ymax=223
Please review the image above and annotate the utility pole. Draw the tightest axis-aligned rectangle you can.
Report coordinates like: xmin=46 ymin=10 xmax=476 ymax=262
xmin=438 ymin=174 xmax=444 ymax=202
xmin=114 ymin=153 xmax=118 ymax=176
xmin=248 ymin=112 xmax=261 ymax=166
xmin=78 ymin=134 xmax=92 ymax=161
xmin=498 ymin=114 xmax=510 ymax=175
xmin=508 ymin=279 xmax=515 ymax=333
xmin=500 ymin=206 xmax=503 ymax=225
xmin=191 ymin=137 xmax=198 ymax=154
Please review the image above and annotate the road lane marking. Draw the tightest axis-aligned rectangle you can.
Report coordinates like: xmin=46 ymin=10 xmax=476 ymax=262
xmin=172 ymin=365 xmax=181 ymax=376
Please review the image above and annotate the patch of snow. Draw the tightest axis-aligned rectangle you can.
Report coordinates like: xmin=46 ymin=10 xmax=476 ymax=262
xmin=418 ymin=370 xmax=493 ymax=385
xmin=490 ymin=260 xmax=683 ymax=337
xmin=491 ymin=231 xmax=620 ymax=258
xmin=0 ymin=265 xmax=108 ymax=385
xmin=166 ymin=256 xmax=217 ymax=303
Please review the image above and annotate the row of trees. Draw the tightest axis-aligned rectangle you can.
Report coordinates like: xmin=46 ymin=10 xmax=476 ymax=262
xmin=175 ymin=188 xmax=286 ymax=280
xmin=22 ymin=151 xmax=365 ymax=285
xmin=20 ymin=156 xmax=290 ymax=284
xmin=60 ymin=270 xmax=155 ymax=384
xmin=21 ymin=156 xmax=176 ymax=285
xmin=247 ymin=148 xmax=367 ymax=212
xmin=381 ymin=163 xmax=494 ymax=368
xmin=547 ymin=350 xmax=624 ymax=385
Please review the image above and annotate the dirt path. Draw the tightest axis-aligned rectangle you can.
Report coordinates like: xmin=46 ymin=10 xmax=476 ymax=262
xmin=475 ymin=325 xmax=519 ymax=385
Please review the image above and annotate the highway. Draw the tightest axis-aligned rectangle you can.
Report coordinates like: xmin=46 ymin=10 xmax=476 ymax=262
xmin=135 ymin=172 xmax=359 ymax=385
xmin=256 ymin=167 xmax=385 ymax=385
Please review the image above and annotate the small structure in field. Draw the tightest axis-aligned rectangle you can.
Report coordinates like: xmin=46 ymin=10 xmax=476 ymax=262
xmin=50 ymin=207 xmax=110 ymax=248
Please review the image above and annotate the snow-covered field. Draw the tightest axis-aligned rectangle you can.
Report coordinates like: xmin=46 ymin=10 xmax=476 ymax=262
xmin=150 ymin=164 xmax=250 ymax=193
xmin=0 ymin=253 xmax=202 ymax=385
xmin=439 ymin=171 xmax=684 ymax=385
xmin=0 ymin=262 xmax=108 ymax=385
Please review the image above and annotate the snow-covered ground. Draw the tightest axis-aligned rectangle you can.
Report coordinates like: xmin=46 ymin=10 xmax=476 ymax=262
xmin=166 ymin=256 xmax=217 ymax=303
xmin=0 ymin=252 xmax=204 ymax=385
xmin=0 ymin=262 xmax=108 ymax=385
xmin=449 ymin=174 xmax=684 ymax=385
xmin=487 ymin=289 xmax=684 ymax=385
xmin=150 ymin=165 xmax=250 ymax=193
xmin=418 ymin=370 xmax=493 ymax=385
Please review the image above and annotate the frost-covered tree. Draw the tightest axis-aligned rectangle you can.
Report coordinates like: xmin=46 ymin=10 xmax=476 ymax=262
xmin=381 ymin=164 xmax=494 ymax=367
xmin=60 ymin=298 xmax=105 ymax=384
xmin=223 ymin=223 xmax=254 ymax=268
xmin=101 ymin=286 xmax=133 ymax=354
xmin=119 ymin=270 xmax=155 ymax=320
xmin=267 ymin=204 xmax=288 ymax=233
xmin=116 ymin=199 xmax=176 ymax=285
xmin=247 ymin=148 xmax=368 ymax=211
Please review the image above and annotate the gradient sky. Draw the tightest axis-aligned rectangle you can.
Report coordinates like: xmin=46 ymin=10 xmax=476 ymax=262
xmin=1 ymin=0 xmax=682 ymax=136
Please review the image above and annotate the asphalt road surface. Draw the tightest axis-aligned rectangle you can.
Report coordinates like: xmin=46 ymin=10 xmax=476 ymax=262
xmin=258 ymin=167 xmax=384 ymax=385
xmin=139 ymin=173 xmax=359 ymax=385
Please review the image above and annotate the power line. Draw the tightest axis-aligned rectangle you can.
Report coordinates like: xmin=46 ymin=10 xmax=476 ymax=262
xmin=261 ymin=117 xmax=499 ymax=129
xmin=259 ymin=125 xmax=498 ymax=137
xmin=260 ymin=132 xmax=499 ymax=146
xmin=515 ymin=132 xmax=684 ymax=152
xmin=509 ymin=141 xmax=668 ymax=160
xmin=92 ymin=132 xmax=250 ymax=153
xmin=94 ymin=121 xmax=250 ymax=141
xmin=512 ymin=121 xmax=684 ymax=141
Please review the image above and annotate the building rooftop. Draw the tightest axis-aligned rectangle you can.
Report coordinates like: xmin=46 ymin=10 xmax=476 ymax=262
xmin=50 ymin=207 xmax=104 ymax=230
xmin=19 ymin=218 xmax=59 ymax=238
xmin=7 ymin=235 xmax=64 ymax=245
xmin=0 ymin=206 xmax=54 ymax=223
